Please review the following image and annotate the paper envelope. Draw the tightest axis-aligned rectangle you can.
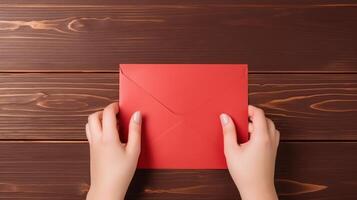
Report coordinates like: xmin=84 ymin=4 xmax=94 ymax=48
xmin=119 ymin=64 xmax=248 ymax=169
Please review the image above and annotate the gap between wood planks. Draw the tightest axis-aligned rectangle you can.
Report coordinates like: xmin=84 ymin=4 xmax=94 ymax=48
xmin=0 ymin=139 xmax=356 ymax=143
xmin=1 ymin=70 xmax=357 ymax=74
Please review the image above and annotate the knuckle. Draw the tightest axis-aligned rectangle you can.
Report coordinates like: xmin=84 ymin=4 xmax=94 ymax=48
xmin=101 ymin=134 xmax=113 ymax=145
xmin=248 ymin=123 xmax=254 ymax=132
xmin=256 ymin=107 xmax=264 ymax=113
xmin=106 ymin=102 xmax=118 ymax=112
xmin=270 ymin=119 xmax=276 ymax=126
xmin=88 ymin=113 xmax=94 ymax=121
xmin=90 ymin=134 xmax=100 ymax=144
xmin=256 ymin=108 xmax=265 ymax=117
xmin=259 ymin=135 xmax=272 ymax=146
xmin=103 ymin=106 xmax=111 ymax=115
xmin=269 ymin=120 xmax=276 ymax=128
xmin=275 ymin=130 xmax=280 ymax=140
xmin=267 ymin=118 xmax=276 ymax=129
xmin=88 ymin=111 xmax=101 ymax=122
xmin=109 ymin=102 xmax=117 ymax=107
xmin=266 ymin=118 xmax=272 ymax=124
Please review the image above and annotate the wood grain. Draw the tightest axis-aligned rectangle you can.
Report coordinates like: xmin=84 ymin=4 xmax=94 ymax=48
xmin=1 ymin=73 xmax=356 ymax=140
xmin=0 ymin=73 xmax=118 ymax=140
xmin=250 ymin=74 xmax=357 ymax=140
xmin=0 ymin=142 xmax=355 ymax=200
xmin=0 ymin=1 xmax=356 ymax=72
xmin=0 ymin=1 xmax=356 ymax=200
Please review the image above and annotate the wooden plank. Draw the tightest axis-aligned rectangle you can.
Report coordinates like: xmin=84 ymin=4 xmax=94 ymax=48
xmin=0 ymin=73 xmax=356 ymax=140
xmin=0 ymin=1 xmax=357 ymax=72
xmin=0 ymin=73 xmax=118 ymax=140
xmin=0 ymin=142 xmax=356 ymax=199
xmin=250 ymin=74 xmax=357 ymax=140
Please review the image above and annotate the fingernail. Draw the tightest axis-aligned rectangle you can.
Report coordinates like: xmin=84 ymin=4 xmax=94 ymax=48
xmin=220 ymin=113 xmax=230 ymax=126
xmin=133 ymin=111 xmax=142 ymax=124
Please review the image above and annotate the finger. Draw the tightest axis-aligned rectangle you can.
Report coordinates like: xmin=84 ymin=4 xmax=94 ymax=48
xmin=275 ymin=130 xmax=280 ymax=148
xmin=248 ymin=122 xmax=254 ymax=133
xmin=248 ymin=105 xmax=269 ymax=140
xmin=102 ymin=102 xmax=120 ymax=141
xmin=126 ymin=111 xmax=142 ymax=156
xmin=85 ymin=123 xmax=91 ymax=145
xmin=220 ymin=113 xmax=241 ymax=156
xmin=88 ymin=111 xmax=103 ymax=141
xmin=266 ymin=118 xmax=276 ymax=136
xmin=248 ymin=122 xmax=254 ymax=139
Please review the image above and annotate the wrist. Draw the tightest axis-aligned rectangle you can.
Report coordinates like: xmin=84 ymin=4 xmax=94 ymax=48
xmin=87 ymin=185 xmax=126 ymax=200
xmin=238 ymin=183 xmax=278 ymax=200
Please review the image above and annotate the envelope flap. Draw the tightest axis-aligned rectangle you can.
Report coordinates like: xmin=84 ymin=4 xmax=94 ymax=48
xmin=120 ymin=64 xmax=247 ymax=115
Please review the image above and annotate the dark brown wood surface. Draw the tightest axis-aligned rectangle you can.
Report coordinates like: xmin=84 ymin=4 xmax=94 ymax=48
xmin=0 ymin=1 xmax=357 ymax=72
xmin=0 ymin=73 xmax=356 ymax=140
xmin=1 ymin=142 xmax=356 ymax=200
xmin=0 ymin=1 xmax=357 ymax=200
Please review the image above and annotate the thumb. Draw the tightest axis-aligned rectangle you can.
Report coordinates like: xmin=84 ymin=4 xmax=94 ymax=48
xmin=220 ymin=113 xmax=241 ymax=156
xmin=126 ymin=111 xmax=142 ymax=156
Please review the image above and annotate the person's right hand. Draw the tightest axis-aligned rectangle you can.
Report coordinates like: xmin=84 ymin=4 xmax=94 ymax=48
xmin=220 ymin=105 xmax=280 ymax=200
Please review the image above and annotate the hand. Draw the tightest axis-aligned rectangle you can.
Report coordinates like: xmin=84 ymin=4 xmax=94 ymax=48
xmin=85 ymin=102 xmax=142 ymax=200
xmin=220 ymin=105 xmax=280 ymax=200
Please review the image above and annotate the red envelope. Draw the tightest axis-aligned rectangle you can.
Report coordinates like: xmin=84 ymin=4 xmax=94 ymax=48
xmin=119 ymin=64 xmax=248 ymax=169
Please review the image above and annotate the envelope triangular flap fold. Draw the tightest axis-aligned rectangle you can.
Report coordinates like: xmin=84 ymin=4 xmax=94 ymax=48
xmin=120 ymin=64 xmax=246 ymax=115
xmin=119 ymin=68 xmax=182 ymax=145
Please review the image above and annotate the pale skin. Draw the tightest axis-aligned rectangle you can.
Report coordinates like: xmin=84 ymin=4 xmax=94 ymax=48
xmin=86 ymin=103 xmax=279 ymax=200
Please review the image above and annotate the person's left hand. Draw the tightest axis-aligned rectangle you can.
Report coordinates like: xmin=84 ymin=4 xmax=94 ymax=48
xmin=86 ymin=102 xmax=142 ymax=200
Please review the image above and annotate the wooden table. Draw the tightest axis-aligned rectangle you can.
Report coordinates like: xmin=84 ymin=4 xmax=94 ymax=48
xmin=1 ymin=1 xmax=357 ymax=199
